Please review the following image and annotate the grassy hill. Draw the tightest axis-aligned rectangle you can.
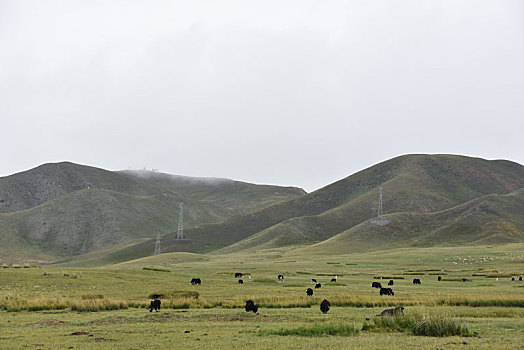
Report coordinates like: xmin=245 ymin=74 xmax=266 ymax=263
xmin=120 ymin=170 xmax=306 ymax=215
xmin=159 ymin=154 xmax=524 ymax=255
xmin=298 ymin=188 xmax=524 ymax=255
xmin=0 ymin=162 xmax=305 ymax=262
xmin=2 ymin=154 xmax=523 ymax=265
xmin=0 ymin=162 xmax=157 ymax=213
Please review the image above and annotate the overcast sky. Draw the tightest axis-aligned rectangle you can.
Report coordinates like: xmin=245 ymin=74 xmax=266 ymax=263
xmin=1 ymin=1 xmax=523 ymax=191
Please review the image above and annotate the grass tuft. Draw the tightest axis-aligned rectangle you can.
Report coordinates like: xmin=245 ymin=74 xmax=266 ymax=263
xmin=363 ymin=311 xmax=472 ymax=337
xmin=261 ymin=323 xmax=359 ymax=337
xmin=147 ymin=291 xmax=199 ymax=299
xmin=81 ymin=294 xmax=104 ymax=300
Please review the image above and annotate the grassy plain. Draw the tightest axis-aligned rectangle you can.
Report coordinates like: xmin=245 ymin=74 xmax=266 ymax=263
xmin=0 ymin=244 xmax=523 ymax=349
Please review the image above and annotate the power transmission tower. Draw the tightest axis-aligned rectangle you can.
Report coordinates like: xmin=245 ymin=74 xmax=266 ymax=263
xmin=154 ymin=233 xmax=161 ymax=255
xmin=370 ymin=186 xmax=390 ymax=226
xmin=176 ymin=202 xmax=184 ymax=240
xmin=378 ymin=186 xmax=383 ymax=218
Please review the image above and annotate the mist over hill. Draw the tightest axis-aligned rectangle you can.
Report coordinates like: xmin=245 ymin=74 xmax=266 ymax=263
xmin=0 ymin=162 xmax=305 ymax=262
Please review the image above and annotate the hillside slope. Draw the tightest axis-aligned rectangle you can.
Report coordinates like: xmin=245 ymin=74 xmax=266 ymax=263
xmin=161 ymin=154 xmax=524 ymax=254
xmin=0 ymin=163 xmax=305 ymax=262
xmin=299 ymin=188 xmax=524 ymax=254
xmin=0 ymin=162 xmax=157 ymax=213
xmin=50 ymin=154 xmax=524 ymax=267
xmin=120 ymin=170 xmax=306 ymax=215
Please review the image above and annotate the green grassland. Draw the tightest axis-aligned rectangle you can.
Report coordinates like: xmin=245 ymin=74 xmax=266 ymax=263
xmin=1 ymin=244 xmax=523 ymax=349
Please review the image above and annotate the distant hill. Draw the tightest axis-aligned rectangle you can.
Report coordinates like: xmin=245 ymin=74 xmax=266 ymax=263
xmin=0 ymin=162 xmax=305 ymax=262
xmin=299 ymin=188 xmax=524 ymax=255
xmin=2 ymin=154 xmax=523 ymax=266
xmin=0 ymin=162 xmax=156 ymax=213
xmin=156 ymin=154 xmax=524 ymax=255
xmin=119 ymin=170 xmax=306 ymax=215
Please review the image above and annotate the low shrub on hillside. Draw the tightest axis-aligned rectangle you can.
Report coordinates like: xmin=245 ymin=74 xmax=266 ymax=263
xmin=142 ymin=266 xmax=170 ymax=272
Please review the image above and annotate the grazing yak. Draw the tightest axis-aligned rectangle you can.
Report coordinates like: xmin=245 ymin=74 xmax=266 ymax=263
xmin=235 ymin=272 xmax=243 ymax=278
xmin=238 ymin=279 xmax=243 ymax=284
xmin=149 ymin=299 xmax=161 ymax=312
xmin=512 ymin=277 xmax=515 ymax=281
xmin=372 ymin=282 xmax=382 ymax=288
xmin=388 ymin=280 xmax=394 ymax=286
xmin=190 ymin=278 xmax=201 ymax=285
xmin=306 ymin=288 xmax=314 ymax=296
xmin=379 ymin=306 xmax=404 ymax=317
xmin=278 ymin=274 xmax=284 ymax=281
xmin=311 ymin=278 xmax=317 ymax=283
xmin=320 ymin=299 xmax=330 ymax=314
xmin=380 ymin=287 xmax=394 ymax=296
xmin=438 ymin=276 xmax=442 ymax=281
xmin=413 ymin=278 xmax=421 ymax=285
xmin=245 ymin=300 xmax=258 ymax=313
xmin=315 ymin=282 xmax=322 ymax=289
xmin=520 ymin=276 xmax=523 ymax=281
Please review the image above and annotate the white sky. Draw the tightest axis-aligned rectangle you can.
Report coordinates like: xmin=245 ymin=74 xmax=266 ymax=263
xmin=1 ymin=0 xmax=523 ymax=191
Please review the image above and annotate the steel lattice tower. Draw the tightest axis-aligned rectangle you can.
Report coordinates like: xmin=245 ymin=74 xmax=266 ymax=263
xmin=378 ymin=186 xmax=383 ymax=218
xmin=154 ymin=233 xmax=161 ymax=255
xmin=176 ymin=202 xmax=184 ymax=240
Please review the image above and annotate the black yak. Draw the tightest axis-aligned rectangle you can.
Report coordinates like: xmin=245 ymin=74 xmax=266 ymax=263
xmin=413 ymin=279 xmax=421 ymax=285
xmin=315 ymin=282 xmax=322 ymax=289
xmin=380 ymin=287 xmax=394 ymax=296
xmin=245 ymin=300 xmax=258 ymax=313
xmin=190 ymin=278 xmax=201 ymax=285
xmin=320 ymin=299 xmax=330 ymax=314
xmin=372 ymin=282 xmax=382 ymax=288
xmin=388 ymin=280 xmax=394 ymax=286
xmin=278 ymin=274 xmax=284 ymax=281
xmin=306 ymin=288 xmax=313 ymax=296
xmin=149 ymin=299 xmax=161 ymax=312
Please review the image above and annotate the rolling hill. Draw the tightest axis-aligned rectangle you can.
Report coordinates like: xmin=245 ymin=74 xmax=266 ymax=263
xmin=158 ymin=154 xmax=524 ymax=255
xmin=61 ymin=154 xmax=524 ymax=267
xmin=2 ymin=154 xmax=523 ymax=266
xmin=0 ymin=162 xmax=305 ymax=262
xmin=298 ymin=188 xmax=524 ymax=255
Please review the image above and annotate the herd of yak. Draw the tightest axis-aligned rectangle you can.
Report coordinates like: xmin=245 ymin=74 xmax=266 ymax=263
xmin=149 ymin=273 xmax=523 ymax=314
